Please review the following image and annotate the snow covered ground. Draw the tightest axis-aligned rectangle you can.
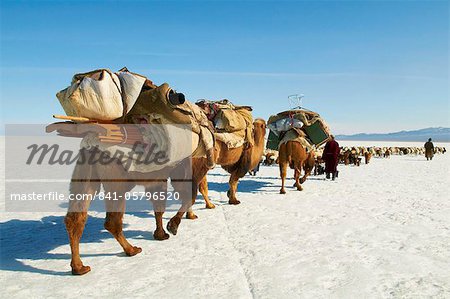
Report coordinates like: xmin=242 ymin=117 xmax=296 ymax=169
xmin=1 ymin=141 xmax=449 ymax=298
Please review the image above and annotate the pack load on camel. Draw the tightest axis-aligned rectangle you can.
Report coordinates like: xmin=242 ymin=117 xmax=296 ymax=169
xmin=266 ymin=108 xmax=331 ymax=152
xmin=196 ymin=99 xmax=254 ymax=148
xmin=195 ymin=99 xmax=267 ymax=206
xmin=49 ymin=67 xmax=215 ymax=170
xmin=268 ymin=107 xmax=330 ymax=194
xmin=50 ymin=68 xmax=220 ymax=275
xmin=56 ymin=68 xmax=147 ymax=121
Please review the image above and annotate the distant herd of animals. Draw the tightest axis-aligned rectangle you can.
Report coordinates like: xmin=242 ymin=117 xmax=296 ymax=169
xmin=47 ymin=69 xmax=447 ymax=275
xmin=263 ymin=145 xmax=447 ymax=170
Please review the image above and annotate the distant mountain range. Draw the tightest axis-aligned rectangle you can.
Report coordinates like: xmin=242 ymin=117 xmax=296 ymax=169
xmin=336 ymin=127 xmax=450 ymax=142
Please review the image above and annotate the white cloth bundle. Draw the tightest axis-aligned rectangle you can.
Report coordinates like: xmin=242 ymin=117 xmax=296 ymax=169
xmin=268 ymin=117 xmax=303 ymax=136
xmin=56 ymin=68 xmax=146 ymax=121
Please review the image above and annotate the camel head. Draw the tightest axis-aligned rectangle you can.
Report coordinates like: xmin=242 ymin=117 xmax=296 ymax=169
xmin=252 ymin=118 xmax=267 ymax=143
xmin=253 ymin=118 xmax=267 ymax=132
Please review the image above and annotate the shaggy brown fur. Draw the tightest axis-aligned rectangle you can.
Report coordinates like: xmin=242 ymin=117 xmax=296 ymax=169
xmin=264 ymin=152 xmax=277 ymax=166
xmin=376 ymin=148 xmax=383 ymax=157
xmin=301 ymin=150 xmax=316 ymax=183
xmin=341 ymin=150 xmax=351 ymax=165
xmin=198 ymin=119 xmax=266 ymax=205
xmin=313 ymin=156 xmax=325 ymax=176
xmin=63 ymin=85 xmax=215 ymax=275
xmin=349 ymin=152 xmax=361 ymax=166
xmin=364 ymin=152 xmax=372 ymax=164
xmin=65 ymin=150 xmax=210 ymax=275
xmin=278 ymin=140 xmax=308 ymax=194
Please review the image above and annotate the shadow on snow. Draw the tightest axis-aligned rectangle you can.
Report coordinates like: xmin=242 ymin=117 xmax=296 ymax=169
xmin=0 ymin=215 xmax=153 ymax=276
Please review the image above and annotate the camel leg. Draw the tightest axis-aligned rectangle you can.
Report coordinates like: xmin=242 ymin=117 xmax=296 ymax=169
xmin=294 ymin=168 xmax=302 ymax=191
xmin=104 ymin=211 xmax=142 ymax=256
xmin=65 ymin=172 xmax=99 ymax=275
xmin=298 ymin=161 xmax=305 ymax=190
xmin=300 ymin=163 xmax=311 ymax=184
xmin=101 ymin=178 xmax=143 ymax=254
xmin=294 ymin=165 xmax=304 ymax=191
xmin=199 ymin=176 xmax=215 ymax=209
xmin=167 ymin=200 xmax=193 ymax=235
xmin=279 ymin=162 xmax=287 ymax=194
xmin=186 ymin=183 xmax=199 ymax=220
xmin=167 ymin=181 xmax=194 ymax=235
xmin=65 ymin=211 xmax=91 ymax=275
xmin=153 ymin=211 xmax=169 ymax=240
xmin=299 ymin=173 xmax=309 ymax=184
xmin=227 ymin=172 xmax=241 ymax=205
xmin=148 ymin=183 xmax=170 ymax=240
xmin=187 ymin=158 xmax=212 ymax=217
xmin=186 ymin=209 xmax=198 ymax=220
xmin=186 ymin=209 xmax=197 ymax=220
xmin=167 ymin=211 xmax=184 ymax=235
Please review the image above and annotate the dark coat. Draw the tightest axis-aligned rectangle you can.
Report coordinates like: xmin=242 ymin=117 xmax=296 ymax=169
xmin=424 ymin=141 xmax=434 ymax=158
xmin=324 ymin=139 xmax=340 ymax=173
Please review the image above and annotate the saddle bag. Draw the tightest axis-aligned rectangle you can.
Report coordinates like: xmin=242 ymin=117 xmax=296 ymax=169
xmin=214 ymin=108 xmax=247 ymax=132
xmin=56 ymin=68 xmax=146 ymax=121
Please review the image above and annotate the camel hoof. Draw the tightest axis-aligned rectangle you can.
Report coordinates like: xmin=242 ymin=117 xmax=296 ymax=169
xmin=186 ymin=212 xmax=198 ymax=220
xmin=167 ymin=217 xmax=181 ymax=235
xmin=280 ymin=189 xmax=286 ymax=194
xmin=299 ymin=178 xmax=306 ymax=184
xmin=71 ymin=265 xmax=91 ymax=275
xmin=205 ymin=203 xmax=216 ymax=209
xmin=296 ymin=186 xmax=303 ymax=191
xmin=125 ymin=246 xmax=142 ymax=256
xmin=153 ymin=229 xmax=170 ymax=241
xmin=228 ymin=199 xmax=241 ymax=205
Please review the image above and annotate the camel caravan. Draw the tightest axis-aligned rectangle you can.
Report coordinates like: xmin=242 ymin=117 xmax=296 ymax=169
xmin=48 ymin=68 xmax=265 ymax=275
xmin=264 ymin=144 xmax=447 ymax=171
xmin=48 ymin=68 xmax=445 ymax=275
xmin=333 ymin=145 xmax=446 ymax=166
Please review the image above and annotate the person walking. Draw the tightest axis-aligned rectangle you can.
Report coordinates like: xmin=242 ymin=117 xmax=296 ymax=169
xmin=323 ymin=135 xmax=340 ymax=180
xmin=424 ymin=138 xmax=435 ymax=161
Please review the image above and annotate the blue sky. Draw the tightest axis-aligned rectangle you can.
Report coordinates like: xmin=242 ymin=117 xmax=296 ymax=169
xmin=0 ymin=0 xmax=448 ymax=134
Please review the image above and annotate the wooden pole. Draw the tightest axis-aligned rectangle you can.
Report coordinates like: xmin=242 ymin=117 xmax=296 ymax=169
xmin=53 ymin=114 xmax=93 ymax=123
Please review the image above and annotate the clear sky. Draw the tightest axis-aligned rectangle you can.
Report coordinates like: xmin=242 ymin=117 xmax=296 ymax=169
xmin=0 ymin=0 xmax=448 ymax=134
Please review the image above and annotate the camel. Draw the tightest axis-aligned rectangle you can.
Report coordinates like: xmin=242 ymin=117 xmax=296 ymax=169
xmin=196 ymin=119 xmax=266 ymax=205
xmin=278 ymin=140 xmax=309 ymax=194
xmin=290 ymin=150 xmax=315 ymax=187
xmin=264 ymin=151 xmax=278 ymax=166
xmin=302 ymin=150 xmax=316 ymax=179
xmin=341 ymin=149 xmax=351 ymax=165
xmin=349 ymin=149 xmax=361 ymax=166
xmin=62 ymin=83 xmax=216 ymax=275
xmin=313 ymin=155 xmax=325 ymax=176
xmin=375 ymin=148 xmax=384 ymax=157
xmin=364 ymin=151 xmax=372 ymax=164
xmin=65 ymin=149 xmax=211 ymax=275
